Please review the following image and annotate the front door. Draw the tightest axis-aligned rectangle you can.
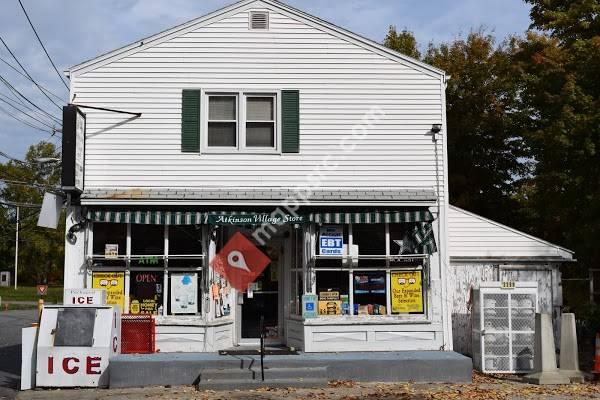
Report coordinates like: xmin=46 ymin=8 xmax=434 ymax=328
xmin=238 ymin=244 xmax=281 ymax=344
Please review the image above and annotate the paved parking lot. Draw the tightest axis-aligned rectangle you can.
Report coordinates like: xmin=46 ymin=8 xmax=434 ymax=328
xmin=0 ymin=310 xmax=38 ymax=400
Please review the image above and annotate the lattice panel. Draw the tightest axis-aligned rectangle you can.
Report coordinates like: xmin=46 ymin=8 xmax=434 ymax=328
xmin=512 ymin=333 xmax=535 ymax=371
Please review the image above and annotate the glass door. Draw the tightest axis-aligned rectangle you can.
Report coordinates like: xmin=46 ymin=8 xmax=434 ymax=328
xmin=238 ymin=245 xmax=281 ymax=344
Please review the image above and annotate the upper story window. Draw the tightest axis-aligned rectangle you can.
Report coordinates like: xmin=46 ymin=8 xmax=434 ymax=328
xmin=205 ymin=92 xmax=277 ymax=152
xmin=246 ymin=96 xmax=275 ymax=147
xmin=208 ymin=95 xmax=237 ymax=147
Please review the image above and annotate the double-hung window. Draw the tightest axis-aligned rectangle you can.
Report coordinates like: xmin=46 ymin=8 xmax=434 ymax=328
xmin=205 ymin=92 xmax=277 ymax=152
xmin=207 ymin=95 xmax=238 ymax=147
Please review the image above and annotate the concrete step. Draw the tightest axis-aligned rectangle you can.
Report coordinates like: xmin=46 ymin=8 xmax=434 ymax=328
xmin=197 ymin=377 xmax=328 ymax=391
xmin=200 ymin=368 xmax=256 ymax=381
xmin=264 ymin=366 xmax=328 ymax=380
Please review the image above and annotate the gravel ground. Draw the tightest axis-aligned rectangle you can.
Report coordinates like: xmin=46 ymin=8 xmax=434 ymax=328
xmin=15 ymin=374 xmax=600 ymax=400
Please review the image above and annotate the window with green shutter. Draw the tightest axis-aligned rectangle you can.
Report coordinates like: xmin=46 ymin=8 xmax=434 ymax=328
xmin=281 ymin=90 xmax=300 ymax=153
xmin=181 ymin=89 xmax=200 ymax=152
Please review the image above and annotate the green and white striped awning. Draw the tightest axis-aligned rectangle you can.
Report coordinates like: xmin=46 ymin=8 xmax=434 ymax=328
xmin=308 ymin=209 xmax=434 ymax=224
xmin=87 ymin=209 xmax=434 ymax=225
xmin=87 ymin=210 xmax=205 ymax=225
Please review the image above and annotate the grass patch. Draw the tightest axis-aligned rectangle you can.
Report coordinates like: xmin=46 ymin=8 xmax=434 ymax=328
xmin=0 ymin=286 xmax=63 ymax=303
xmin=0 ymin=303 xmax=37 ymax=311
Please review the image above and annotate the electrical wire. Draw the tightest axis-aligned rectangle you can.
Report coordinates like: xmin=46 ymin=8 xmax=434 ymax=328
xmin=0 ymin=74 xmax=62 ymax=125
xmin=0 ymin=35 xmax=63 ymax=110
xmin=0 ymin=95 xmax=59 ymax=130
xmin=0 ymin=150 xmax=26 ymax=164
xmin=17 ymin=0 xmax=69 ymax=90
xmin=0 ymin=178 xmax=57 ymax=190
xmin=0 ymin=103 xmax=57 ymax=134
xmin=0 ymin=55 xmax=64 ymax=102
xmin=0 ymin=91 xmax=60 ymax=127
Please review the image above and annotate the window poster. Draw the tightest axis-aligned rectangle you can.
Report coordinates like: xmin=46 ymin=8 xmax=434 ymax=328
xmin=170 ymin=273 xmax=198 ymax=314
xmin=92 ymin=272 xmax=125 ymax=311
xmin=391 ymin=270 xmax=424 ymax=313
xmin=104 ymin=244 xmax=118 ymax=259
xmin=129 ymin=271 xmax=164 ymax=315
xmin=319 ymin=225 xmax=343 ymax=255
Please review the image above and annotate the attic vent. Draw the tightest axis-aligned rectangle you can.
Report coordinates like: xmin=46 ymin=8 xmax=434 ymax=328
xmin=250 ymin=11 xmax=269 ymax=30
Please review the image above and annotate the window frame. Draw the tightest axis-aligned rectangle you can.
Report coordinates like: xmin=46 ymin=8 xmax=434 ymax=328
xmin=206 ymin=93 xmax=239 ymax=150
xmin=201 ymin=89 xmax=281 ymax=154
xmin=87 ymin=223 xmax=206 ymax=317
xmin=311 ymin=222 xmax=429 ymax=317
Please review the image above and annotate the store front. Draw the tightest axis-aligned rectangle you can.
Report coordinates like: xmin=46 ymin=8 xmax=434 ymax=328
xmin=82 ymin=208 xmax=440 ymax=352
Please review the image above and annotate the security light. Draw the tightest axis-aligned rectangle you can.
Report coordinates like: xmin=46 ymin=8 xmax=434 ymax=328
xmin=431 ymin=124 xmax=442 ymax=134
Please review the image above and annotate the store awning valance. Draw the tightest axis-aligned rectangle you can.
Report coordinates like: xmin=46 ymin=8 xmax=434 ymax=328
xmin=87 ymin=210 xmax=205 ymax=225
xmin=88 ymin=209 xmax=435 ymax=225
xmin=308 ymin=209 xmax=434 ymax=224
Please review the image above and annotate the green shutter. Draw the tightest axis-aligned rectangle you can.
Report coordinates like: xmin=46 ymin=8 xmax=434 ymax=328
xmin=181 ymin=89 xmax=200 ymax=152
xmin=281 ymin=90 xmax=300 ymax=153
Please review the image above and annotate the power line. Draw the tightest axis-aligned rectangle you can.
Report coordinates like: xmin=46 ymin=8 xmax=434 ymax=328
xmin=0 ymin=178 xmax=57 ymax=190
xmin=0 ymin=35 xmax=63 ymax=110
xmin=0 ymin=103 xmax=57 ymax=134
xmin=0 ymin=150 xmax=26 ymax=164
xmin=0 ymin=91 xmax=60 ymax=127
xmin=0 ymin=95 xmax=59 ymax=130
xmin=0 ymin=55 xmax=64 ymax=102
xmin=17 ymin=0 xmax=69 ymax=90
xmin=0 ymin=74 xmax=62 ymax=125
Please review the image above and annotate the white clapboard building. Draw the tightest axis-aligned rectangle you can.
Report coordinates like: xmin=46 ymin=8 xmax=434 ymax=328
xmin=60 ymin=0 xmax=573 ymax=354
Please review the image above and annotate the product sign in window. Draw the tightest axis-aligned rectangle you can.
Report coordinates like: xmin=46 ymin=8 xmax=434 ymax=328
xmin=92 ymin=272 xmax=125 ymax=312
xmin=129 ymin=271 xmax=164 ymax=315
xmin=319 ymin=225 xmax=344 ymax=255
xmin=391 ymin=270 xmax=424 ymax=313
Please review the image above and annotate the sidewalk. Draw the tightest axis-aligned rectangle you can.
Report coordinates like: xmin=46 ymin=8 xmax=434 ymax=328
xmin=15 ymin=373 xmax=600 ymax=400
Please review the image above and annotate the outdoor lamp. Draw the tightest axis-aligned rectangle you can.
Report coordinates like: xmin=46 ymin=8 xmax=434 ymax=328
xmin=431 ymin=124 xmax=442 ymax=133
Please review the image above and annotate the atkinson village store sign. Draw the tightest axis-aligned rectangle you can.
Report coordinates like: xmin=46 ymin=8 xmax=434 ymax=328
xmin=207 ymin=213 xmax=305 ymax=225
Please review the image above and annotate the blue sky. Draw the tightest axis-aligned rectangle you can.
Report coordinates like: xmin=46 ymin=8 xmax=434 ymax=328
xmin=0 ymin=0 xmax=531 ymax=159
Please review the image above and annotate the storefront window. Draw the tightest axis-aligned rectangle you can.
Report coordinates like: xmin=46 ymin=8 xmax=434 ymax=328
xmin=353 ymin=271 xmax=386 ymax=315
xmin=290 ymin=227 xmax=304 ymax=315
xmin=167 ymin=271 xmax=202 ymax=315
xmin=90 ymin=220 xmax=206 ymax=317
xmin=129 ymin=271 xmax=164 ymax=315
xmin=131 ymin=224 xmax=164 ymax=255
xmin=389 ymin=223 xmax=410 ymax=255
xmin=92 ymin=223 xmax=126 ymax=256
xmin=316 ymin=271 xmax=350 ymax=315
xmin=169 ymin=226 xmax=203 ymax=255
xmin=352 ymin=224 xmax=386 ymax=255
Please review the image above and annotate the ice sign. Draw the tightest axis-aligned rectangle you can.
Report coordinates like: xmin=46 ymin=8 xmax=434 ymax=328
xmin=319 ymin=225 xmax=344 ymax=255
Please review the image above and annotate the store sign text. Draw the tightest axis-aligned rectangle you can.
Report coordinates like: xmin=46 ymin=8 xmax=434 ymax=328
xmin=208 ymin=214 xmax=305 ymax=225
xmin=46 ymin=356 xmax=102 ymax=375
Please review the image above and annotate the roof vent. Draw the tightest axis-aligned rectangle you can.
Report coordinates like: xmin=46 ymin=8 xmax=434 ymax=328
xmin=250 ymin=11 xmax=269 ymax=30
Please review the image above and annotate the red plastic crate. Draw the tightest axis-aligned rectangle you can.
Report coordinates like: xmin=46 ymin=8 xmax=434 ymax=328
xmin=121 ymin=314 xmax=155 ymax=354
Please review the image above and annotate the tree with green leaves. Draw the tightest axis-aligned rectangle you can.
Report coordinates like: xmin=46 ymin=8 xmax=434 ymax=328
xmin=383 ymin=26 xmax=421 ymax=59
xmin=514 ymin=0 xmax=600 ymax=272
xmin=0 ymin=141 xmax=64 ymax=284
xmin=424 ymin=32 xmax=532 ymax=224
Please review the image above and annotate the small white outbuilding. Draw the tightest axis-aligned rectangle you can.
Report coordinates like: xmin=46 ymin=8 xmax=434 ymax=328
xmin=447 ymin=205 xmax=574 ymax=355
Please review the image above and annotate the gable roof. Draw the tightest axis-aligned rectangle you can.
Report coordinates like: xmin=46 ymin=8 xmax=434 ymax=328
xmin=67 ymin=0 xmax=446 ymax=79
xmin=448 ymin=205 xmax=574 ymax=262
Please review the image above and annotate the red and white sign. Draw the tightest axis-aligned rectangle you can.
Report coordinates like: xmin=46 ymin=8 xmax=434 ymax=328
xmin=37 ymin=285 xmax=48 ymax=296
xmin=64 ymin=288 xmax=106 ymax=306
xmin=210 ymin=232 xmax=271 ymax=292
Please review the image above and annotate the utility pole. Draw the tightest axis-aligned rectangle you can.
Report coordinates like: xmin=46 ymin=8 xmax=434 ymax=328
xmin=14 ymin=206 xmax=19 ymax=290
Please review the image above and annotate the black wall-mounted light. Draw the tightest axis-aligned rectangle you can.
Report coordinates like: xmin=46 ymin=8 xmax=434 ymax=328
xmin=431 ymin=124 xmax=442 ymax=134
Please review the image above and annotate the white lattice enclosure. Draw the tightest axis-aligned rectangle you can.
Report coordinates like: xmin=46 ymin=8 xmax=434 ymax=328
xmin=472 ymin=282 xmax=538 ymax=373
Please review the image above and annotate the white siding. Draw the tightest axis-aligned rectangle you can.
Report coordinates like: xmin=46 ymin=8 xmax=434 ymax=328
xmin=448 ymin=206 xmax=573 ymax=259
xmin=71 ymin=5 xmax=445 ymax=196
